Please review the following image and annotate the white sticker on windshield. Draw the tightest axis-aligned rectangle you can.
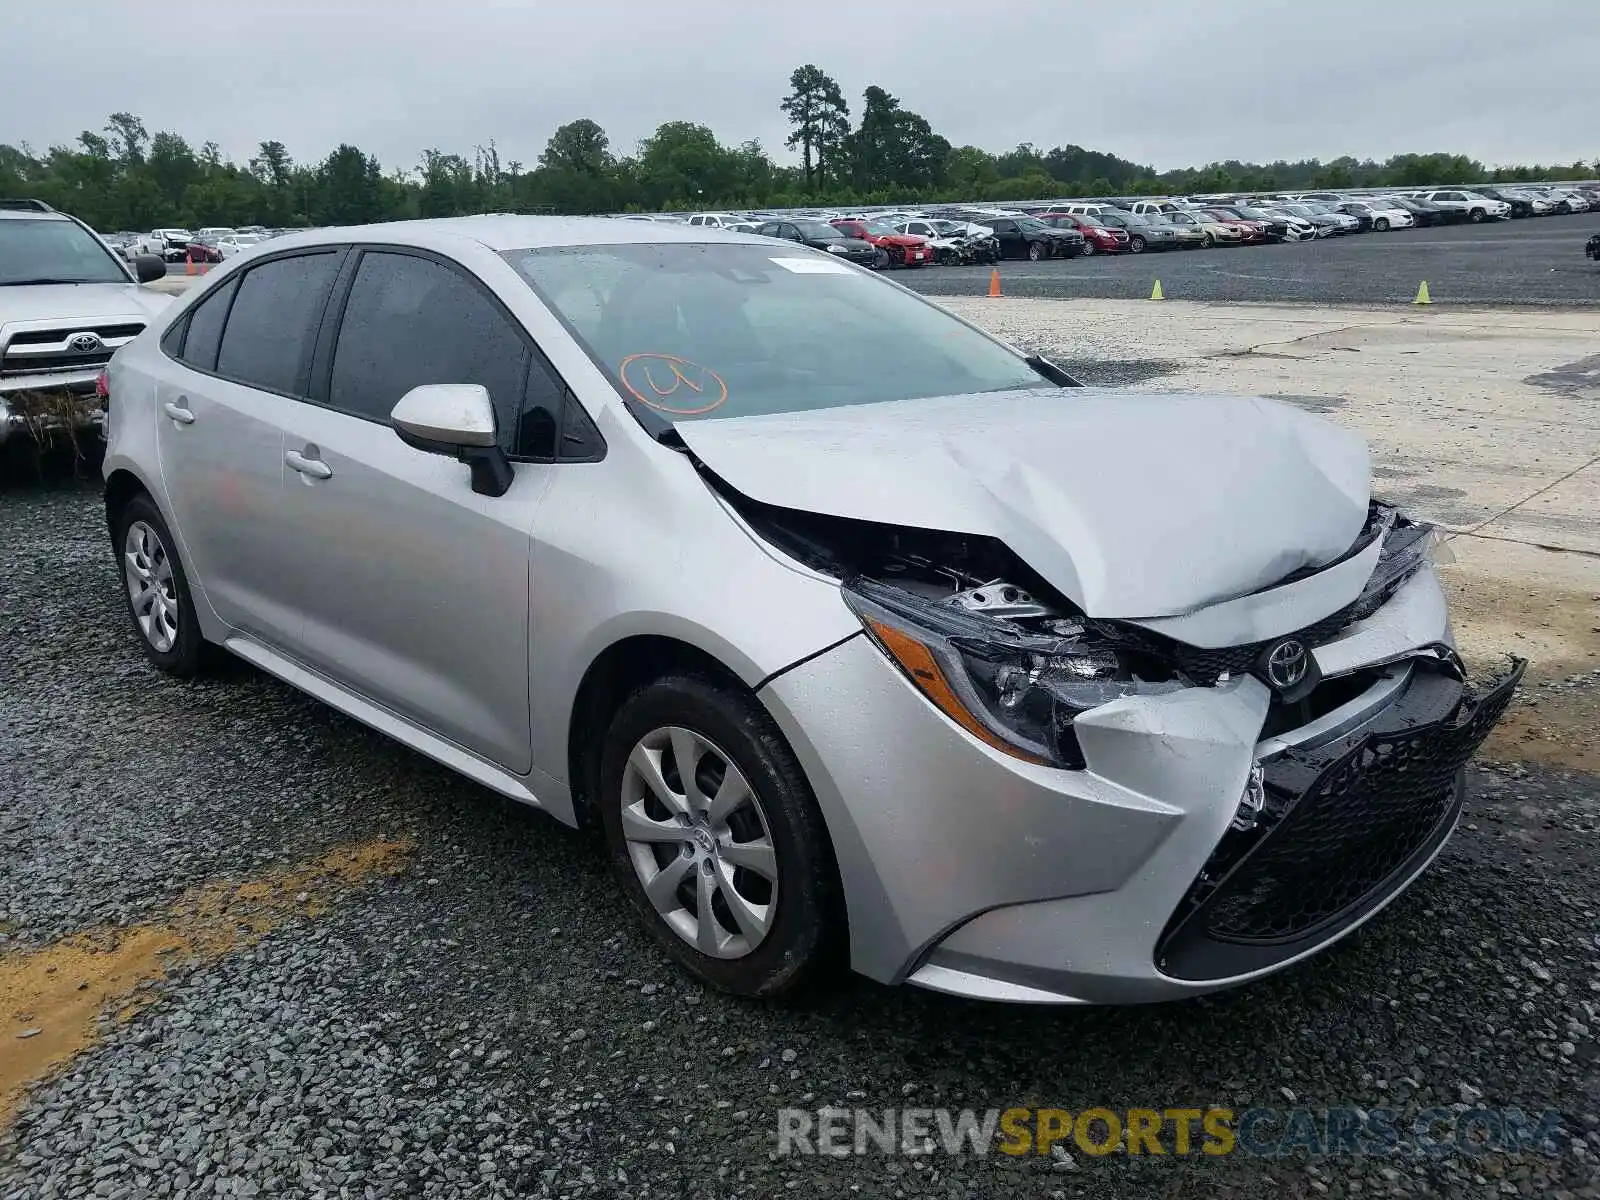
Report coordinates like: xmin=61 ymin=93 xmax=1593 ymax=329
xmin=769 ymin=256 xmax=855 ymax=274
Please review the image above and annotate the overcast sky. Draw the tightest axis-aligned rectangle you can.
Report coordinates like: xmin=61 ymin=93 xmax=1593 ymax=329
xmin=3 ymin=0 xmax=1596 ymax=175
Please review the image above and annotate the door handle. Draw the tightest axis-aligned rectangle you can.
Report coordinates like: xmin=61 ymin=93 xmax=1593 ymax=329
xmin=285 ymin=449 xmax=332 ymax=480
xmin=162 ymin=400 xmax=195 ymax=425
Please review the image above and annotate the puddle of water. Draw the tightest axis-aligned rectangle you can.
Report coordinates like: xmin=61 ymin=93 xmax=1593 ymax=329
xmin=0 ymin=839 xmax=411 ymax=1128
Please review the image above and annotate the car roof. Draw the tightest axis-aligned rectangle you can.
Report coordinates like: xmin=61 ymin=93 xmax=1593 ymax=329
xmin=261 ymin=215 xmax=780 ymax=254
xmin=0 ymin=209 xmax=69 ymax=221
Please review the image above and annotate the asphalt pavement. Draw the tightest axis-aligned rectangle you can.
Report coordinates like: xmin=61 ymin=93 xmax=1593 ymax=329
xmin=2 ymin=468 xmax=1598 ymax=1199
xmin=906 ymin=213 xmax=1600 ymax=305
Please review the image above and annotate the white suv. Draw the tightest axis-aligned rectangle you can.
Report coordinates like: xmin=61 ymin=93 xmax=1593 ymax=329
xmin=1417 ymin=191 xmax=1511 ymax=223
xmin=0 ymin=200 xmax=169 ymax=448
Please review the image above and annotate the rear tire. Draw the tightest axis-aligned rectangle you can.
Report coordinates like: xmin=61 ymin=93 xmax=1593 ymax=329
xmin=110 ymin=493 xmax=210 ymax=677
xmin=598 ymin=675 xmax=841 ymax=998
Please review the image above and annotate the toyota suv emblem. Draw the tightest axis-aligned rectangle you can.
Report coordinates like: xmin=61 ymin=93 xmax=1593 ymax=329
xmin=1264 ymin=638 xmax=1310 ymax=690
xmin=68 ymin=332 xmax=104 ymax=354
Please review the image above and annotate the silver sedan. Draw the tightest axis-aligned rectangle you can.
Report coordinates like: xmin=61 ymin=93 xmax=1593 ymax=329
xmin=102 ymin=217 xmax=1521 ymax=1003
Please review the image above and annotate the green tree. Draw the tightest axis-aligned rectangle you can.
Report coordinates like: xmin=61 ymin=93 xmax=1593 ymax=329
xmin=104 ymin=112 xmax=149 ymax=166
xmin=540 ymin=119 xmax=613 ymax=176
xmin=780 ymin=64 xmax=849 ymax=188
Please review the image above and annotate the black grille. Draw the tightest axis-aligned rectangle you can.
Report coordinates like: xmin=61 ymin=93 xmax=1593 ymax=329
xmin=1214 ymin=661 xmax=1520 ymax=943
xmin=2 ymin=351 xmax=113 ymax=375
xmin=1157 ymin=659 xmax=1523 ymax=981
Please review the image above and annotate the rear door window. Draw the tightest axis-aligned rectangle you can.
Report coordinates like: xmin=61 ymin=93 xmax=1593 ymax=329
xmin=215 ymin=252 xmax=342 ymax=395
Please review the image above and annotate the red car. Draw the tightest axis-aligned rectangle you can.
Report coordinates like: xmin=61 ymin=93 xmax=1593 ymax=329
xmin=1200 ymin=209 xmax=1271 ymax=243
xmin=1039 ymin=213 xmax=1129 ymax=255
xmin=830 ymin=219 xmax=931 ymax=268
xmin=184 ymin=235 xmax=225 ymax=264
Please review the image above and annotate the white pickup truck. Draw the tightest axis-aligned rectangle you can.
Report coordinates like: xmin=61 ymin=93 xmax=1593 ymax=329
xmin=134 ymin=228 xmax=193 ymax=261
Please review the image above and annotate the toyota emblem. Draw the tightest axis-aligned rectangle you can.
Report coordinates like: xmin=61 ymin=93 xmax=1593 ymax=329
xmin=68 ymin=332 xmax=104 ymax=354
xmin=1264 ymin=639 xmax=1310 ymax=690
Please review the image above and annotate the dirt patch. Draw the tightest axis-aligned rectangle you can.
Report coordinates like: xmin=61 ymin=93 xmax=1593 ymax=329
xmin=1437 ymin=550 xmax=1600 ymax=773
xmin=0 ymin=838 xmax=411 ymax=1129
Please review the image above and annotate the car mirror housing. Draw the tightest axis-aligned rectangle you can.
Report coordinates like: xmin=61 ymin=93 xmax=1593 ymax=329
xmin=133 ymin=254 xmax=166 ymax=283
xmin=391 ymin=383 xmax=512 ymax=497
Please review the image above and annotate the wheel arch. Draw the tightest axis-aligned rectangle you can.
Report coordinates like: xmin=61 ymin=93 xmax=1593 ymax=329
xmin=104 ymin=465 xmax=163 ymax=533
xmin=566 ymin=634 xmax=769 ymax=833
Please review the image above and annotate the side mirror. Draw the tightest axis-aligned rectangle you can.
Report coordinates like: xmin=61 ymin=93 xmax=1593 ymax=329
xmin=133 ymin=254 xmax=166 ymax=283
xmin=391 ymin=383 xmax=513 ymax=497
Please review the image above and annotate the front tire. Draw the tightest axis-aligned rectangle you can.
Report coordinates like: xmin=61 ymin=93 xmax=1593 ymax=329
xmin=1129 ymin=235 xmax=1146 ymax=254
xmin=111 ymin=493 xmax=209 ymax=676
xmin=598 ymin=675 xmax=841 ymax=998
xmin=1201 ymin=232 xmax=1215 ymax=248
xmin=1027 ymin=241 xmax=1043 ymax=262
xmin=1374 ymin=217 xmax=1389 ymax=232
xmin=1080 ymin=240 xmax=1096 ymax=256
xmin=1469 ymin=208 xmax=1486 ymax=223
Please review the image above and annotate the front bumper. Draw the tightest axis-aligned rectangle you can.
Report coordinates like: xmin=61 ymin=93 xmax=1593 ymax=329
xmin=761 ymin=565 xmax=1519 ymax=1003
xmin=0 ymin=380 xmax=106 ymax=446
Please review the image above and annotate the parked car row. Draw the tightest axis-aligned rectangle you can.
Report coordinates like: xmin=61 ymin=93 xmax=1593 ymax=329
xmin=99 ymin=225 xmax=299 ymax=264
xmin=629 ymin=182 xmax=1600 ymax=267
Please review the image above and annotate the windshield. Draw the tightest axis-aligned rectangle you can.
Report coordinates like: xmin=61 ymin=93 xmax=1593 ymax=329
xmin=794 ymin=221 xmax=843 ymax=239
xmin=0 ymin=217 xmax=129 ymax=285
xmin=931 ymin=220 xmax=965 ymax=234
xmin=1014 ymin=217 xmax=1049 ymax=231
xmin=1280 ymin=205 xmax=1315 ymax=217
xmin=864 ymin=222 xmax=902 ymax=236
xmin=504 ymin=242 xmax=1046 ymax=421
xmin=1233 ymin=207 xmax=1271 ymax=219
xmin=1072 ymin=215 xmax=1104 ymax=227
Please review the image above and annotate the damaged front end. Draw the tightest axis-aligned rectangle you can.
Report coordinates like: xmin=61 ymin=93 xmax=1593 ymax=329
xmin=728 ymin=481 xmax=1524 ymax=998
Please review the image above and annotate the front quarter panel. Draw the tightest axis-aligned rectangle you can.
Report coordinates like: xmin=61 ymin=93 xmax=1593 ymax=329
xmin=526 ymin=404 xmax=861 ymax=786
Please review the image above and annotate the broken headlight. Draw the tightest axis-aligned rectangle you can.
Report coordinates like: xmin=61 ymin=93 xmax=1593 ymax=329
xmin=843 ymin=577 xmax=1181 ymax=768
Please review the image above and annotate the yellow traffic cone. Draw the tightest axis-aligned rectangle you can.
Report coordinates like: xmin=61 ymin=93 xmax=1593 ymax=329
xmin=1150 ymin=279 xmax=1164 ymax=301
xmin=1413 ymin=281 xmax=1431 ymax=305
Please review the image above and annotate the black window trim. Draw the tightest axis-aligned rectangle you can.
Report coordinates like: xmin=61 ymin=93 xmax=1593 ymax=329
xmin=157 ymin=246 xmax=347 ymax=401
xmin=308 ymin=242 xmax=604 ymax=465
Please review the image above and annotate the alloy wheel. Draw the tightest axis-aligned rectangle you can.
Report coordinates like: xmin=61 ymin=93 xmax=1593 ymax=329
xmin=123 ymin=520 xmax=179 ymax=653
xmin=619 ymin=725 xmax=779 ymax=959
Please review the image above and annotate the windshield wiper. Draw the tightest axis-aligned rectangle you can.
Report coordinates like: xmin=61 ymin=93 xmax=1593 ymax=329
xmin=622 ymin=396 xmax=687 ymax=448
xmin=0 ymin=277 xmax=101 ymax=286
xmin=1025 ymin=354 xmax=1083 ymax=387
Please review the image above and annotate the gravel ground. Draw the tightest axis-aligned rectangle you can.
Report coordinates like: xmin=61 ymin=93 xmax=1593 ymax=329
xmin=904 ymin=213 xmax=1600 ymax=305
xmin=3 ymin=471 xmax=1599 ymax=1199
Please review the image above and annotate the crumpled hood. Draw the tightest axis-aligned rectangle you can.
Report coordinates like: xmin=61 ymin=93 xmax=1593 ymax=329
xmin=0 ymin=282 xmax=171 ymax=335
xmin=677 ymin=388 xmax=1373 ymax=618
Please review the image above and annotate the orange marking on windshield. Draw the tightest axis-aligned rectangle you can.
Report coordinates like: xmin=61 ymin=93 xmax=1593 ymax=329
xmin=618 ymin=354 xmax=729 ymax=416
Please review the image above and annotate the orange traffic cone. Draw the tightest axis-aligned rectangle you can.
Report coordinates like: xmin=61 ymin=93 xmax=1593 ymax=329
xmin=184 ymin=258 xmax=196 ymax=276
xmin=199 ymin=260 xmax=209 ymax=274
xmin=988 ymin=268 xmax=1001 ymax=298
